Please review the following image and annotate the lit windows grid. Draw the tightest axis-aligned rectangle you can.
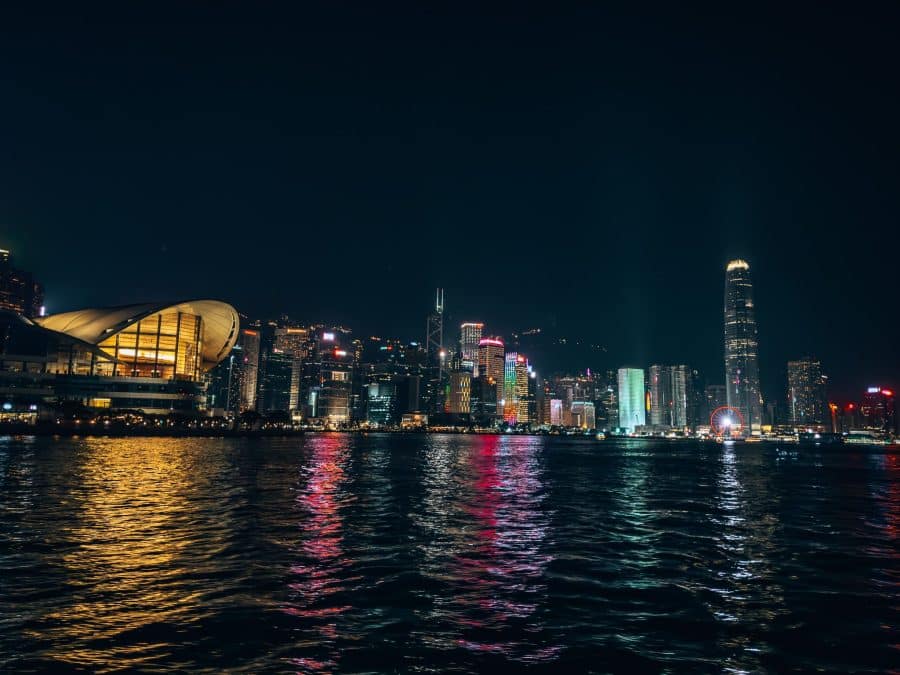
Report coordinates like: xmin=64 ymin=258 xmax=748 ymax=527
xmin=98 ymin=311 xmax=204 ymax=381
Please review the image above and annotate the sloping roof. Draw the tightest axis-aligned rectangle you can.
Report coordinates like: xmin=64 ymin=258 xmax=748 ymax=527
xmin=36 ymin=300 xmax=240 ymax=368
xmin=0 ymin=309 xmax=116 ymax=362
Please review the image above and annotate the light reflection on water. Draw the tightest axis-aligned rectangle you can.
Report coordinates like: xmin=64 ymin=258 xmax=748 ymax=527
xmin=0 ymin=435 xmax=897 ymax=672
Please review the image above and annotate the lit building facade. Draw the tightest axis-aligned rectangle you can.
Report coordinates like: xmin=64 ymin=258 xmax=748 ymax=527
xmin=258 ymin=348 xmax=292 ymax=413
xmin=274 ymin=326 xmax=310 ymax=410
xmin=0 ymin=248 xmax=44 ymax=318
xmin=425 ymin=288 xmax=444 ymax=414
xmin=516 ymin=360 xmax=534 ymax=424
xmin=786 ymin=357 xmax=828 ymax=426
xmin=237 ymin=328 xmax=260 ymax=411
xmin=459 ymin=322 xmax=483 ymax=371
xmin=27 ymin=300 xmax=239 ymax=414
xmin=617 ymin=367 xmax=645 ymax=433
xmin=648 ymin=365 xmax=672 ymax=426
xmin=724 ymin=259 xmax=763 ymax=435
xmin=550 ymin=398 xmax=563 ymax=425
xmin=300 ymin=329 xmax=354 ymax=426
xmin=570 ymin=401 xmax=596 ymax=429
xmin=478 ymin=337 xmax=505 ymax=419
xmin=503 ymin=352 xmax=528 ymax=423
xmin=447 ymin=371 xmax=472 ymax=415
xmin=670 ymin=365 xmax=690 ymax=428
xmin=649 ymin=364 xmax=690 ymax=428
xmin=860 ymin=387 xmax=896 ymax=432
xmin=366 ymin=381 xmax=397 ymax=426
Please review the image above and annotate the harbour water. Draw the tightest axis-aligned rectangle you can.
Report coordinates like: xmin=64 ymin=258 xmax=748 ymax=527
xmin=0 ymin=434 xmax=897 ymax=672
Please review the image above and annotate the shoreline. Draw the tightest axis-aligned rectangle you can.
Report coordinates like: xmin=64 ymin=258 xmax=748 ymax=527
xmin=0 ymin=424 xmax=895 ymax=451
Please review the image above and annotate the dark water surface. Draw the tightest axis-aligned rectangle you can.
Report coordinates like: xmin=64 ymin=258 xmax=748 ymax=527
xmin=0 ymin=435 xmax=897 ymax=672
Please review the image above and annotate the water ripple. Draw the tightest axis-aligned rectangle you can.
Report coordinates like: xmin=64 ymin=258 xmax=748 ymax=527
xmin=0 ymin=435 xmax=897 ymax=672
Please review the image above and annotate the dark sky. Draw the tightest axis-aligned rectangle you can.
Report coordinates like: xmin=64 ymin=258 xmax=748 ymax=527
xmin=1 ymin=3 xmax=898 ymax=401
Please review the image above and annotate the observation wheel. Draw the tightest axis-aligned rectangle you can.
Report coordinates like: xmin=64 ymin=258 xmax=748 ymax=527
xmin=710 ymin=406 xmax=744 ymax=437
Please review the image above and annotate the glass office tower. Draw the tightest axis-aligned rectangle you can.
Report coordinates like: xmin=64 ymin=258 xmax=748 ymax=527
xmin=617 ymin=367 xmax=646 ymax=433
xmin=724 ymin=259 xmax=762 ymax=434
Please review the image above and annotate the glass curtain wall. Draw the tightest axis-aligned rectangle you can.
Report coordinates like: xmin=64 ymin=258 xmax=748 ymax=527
xmin=98 ymin=311 xmax=204 ymax=381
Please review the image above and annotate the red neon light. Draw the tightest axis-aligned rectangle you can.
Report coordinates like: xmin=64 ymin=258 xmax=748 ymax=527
xmin=883 ymin=389 xmax=894 ymax=397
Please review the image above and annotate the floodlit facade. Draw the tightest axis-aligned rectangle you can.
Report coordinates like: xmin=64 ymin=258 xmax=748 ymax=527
xmin=478 ymin=337 xmax=504 ymax=419
xmin=459 ymin=322 xmax=483 ymax=371
xmin=648 ymin=364 xmax=672 ymax=426
xmin=447 ymin=371 xmax=472 ymax=414
xmin=503 ymin=352 xmax=529 ymax=423
xmin=649 ymin=364 xmax=691 ymax=428
xmin=617 ymin=367 xmax=645 ymax=432
xmin=33 ymin=300 xmax=239 ymax=414
xmin=724 ymin=259 xmax=762 ymax=435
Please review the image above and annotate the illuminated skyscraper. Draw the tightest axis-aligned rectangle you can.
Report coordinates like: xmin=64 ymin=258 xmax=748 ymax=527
xmin=258 ymin=348 xmax=292 ymax=412
xmin=503 ymin=352 xmax=529 ymax=423
xmin=425 ymin=288 xmax=444 ymax=366
xmin=273 ymin=326 xmax=310 ymax=411
xmin=648 ymin=364 xmax=672 ymax=426
xmin=647 ymin=364 xmax=689 ymax=428
xmin=570 ymin=401 xmax=596 ymax=429
xmin=786 ymin=357 xmax=828 ymax=426
xmin=237 ymin=328 xmax=261 ymax=412
xmin=670 ymin=365 xmax=690 ymax=428
xmin=425 ymin=288 xmax=444 ymax=413
xmin=447 ymin=371 xmax=472 ymax=414
xmin=516 ymin=359 xmax=533 ymax=424
xmin=724 ymin=259 xmax=762 ymax=434
xmin=478 ymin=337 xmax=505 ymax=419
xmin=478 ymin=338 xmax=504 ymax=382
xmin=860 ymin=387 xmax=895 ymax=432
xmin=459 ymin=322 xmax=483 ymax=371
xmin=617 ymin=367 xmax=645 ymax=432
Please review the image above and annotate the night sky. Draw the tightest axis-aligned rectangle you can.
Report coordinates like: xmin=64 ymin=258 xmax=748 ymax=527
xmin=1 ymin=3 xmax=898 ymax=400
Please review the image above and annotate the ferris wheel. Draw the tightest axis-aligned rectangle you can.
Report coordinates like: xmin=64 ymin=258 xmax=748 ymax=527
xmin=710 ymin=406 xmax=744 ymax=437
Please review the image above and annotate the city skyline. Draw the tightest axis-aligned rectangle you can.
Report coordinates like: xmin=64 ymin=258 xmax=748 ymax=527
xmin=2 ymin=5 xmax=899 ymax=401
xmin=2 ymin=8 xmax=898 ymax=673
xmin=1 ymin=243 xmax=896 ymax=407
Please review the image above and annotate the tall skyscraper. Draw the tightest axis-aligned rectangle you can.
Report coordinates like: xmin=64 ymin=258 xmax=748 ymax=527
xmin=617 ymin=367 xmax=646 ymax=433
xmin=670 ymin=365 xmax=690 ymax=428
xmin=503 ymin=352 xmax=528 ymax=423
xmin=478 ymin=337 xmax=505 ymax=419
xmin=258 ymin=348 xmax=293 ymax=413
xmin=648 ymin=364 xmax=673 ymax=426
xmin=425 ymin=288 xmax=444 ymax=413
xmin=274 ymin=326 xmax=311 ymax=411
xmin=447 ymin=371 xmax=472 ymax=415
xmin=648 ymin=364 xmax=690 ymax=429
xmin=300 ymin=328 xmax=353 ymax=426
xmin=425 ymin=288 xmax=444 ymax=366
xmin=517 ymin=359 xmax=534 ymax=424
xmin=237 ymin=327 xmax=261 ymax=412
xmin=724 ymin=259 xmax=763 ymax=434
xmin=786 ymin=357 xmax=828 ymax=426
xmin=860 ymin=387 xmax=896 ymax=432
xmin=459 ymin=322 xmax=483 ymax=371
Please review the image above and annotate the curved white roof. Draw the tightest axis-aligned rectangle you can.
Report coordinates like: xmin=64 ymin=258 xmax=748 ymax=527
xmin=36 ymin=300 xmax=240 ymax=369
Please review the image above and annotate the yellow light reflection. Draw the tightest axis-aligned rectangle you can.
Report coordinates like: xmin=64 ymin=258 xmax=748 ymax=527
xmin=27 ymin=438 xmax=210 ymax=670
